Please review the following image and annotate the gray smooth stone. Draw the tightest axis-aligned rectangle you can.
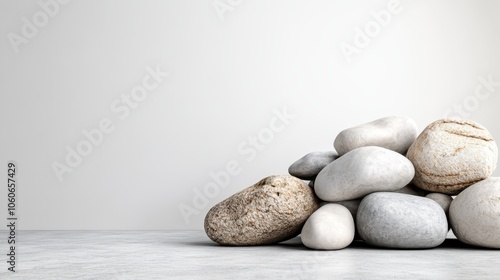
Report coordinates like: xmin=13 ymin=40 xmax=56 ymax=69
xmin=288 ymin=151 xmax=339 ymax=179
xmin=301 ymin=204 xmax=355 ymax=250
xmin=334 ymin=116 xmax=418 ymax=156
xmin=357 ymin=192 xmax=448 ymax=249
xmin=449 ymin=177 xmax=500 ymax=248
xmin=325 ymin=188 xmax=426 ymax=222
xmin=425 ymin=193 xmax=453 ymax=215
xmin=327 ymin=189 xmax=426 ymax=222
xmin=315 ymin=146 xmax=415 ymax=202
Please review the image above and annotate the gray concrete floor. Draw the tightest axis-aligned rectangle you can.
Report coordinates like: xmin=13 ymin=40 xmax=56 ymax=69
xmin=0 ymin=230 xmax=499 ymax=279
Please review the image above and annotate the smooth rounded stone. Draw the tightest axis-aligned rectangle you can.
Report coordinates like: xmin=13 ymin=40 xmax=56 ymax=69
xmin=315 ymin=146 xmax=415 ymax=202
xmin=425 ymin=193 xmax=453 ymax=215
xmin=392 ymin=184 xmax=429 ymax=196
xmin=357 ymin=192 xmax=448 ymax=249
xmin=449 ymin=177 xmax=500 ymax=248
xmin=288 ymin=151 xmax=339 ymax=180
xmin=333 ymin=116 xmax=418 ymax=156
xmin=204 ymin=175 xmax=319 ymax=245
xmin=301 ymin=204 xmax=355 ymax=250
xmin=407 ymin=118 xmax=498 ymax=195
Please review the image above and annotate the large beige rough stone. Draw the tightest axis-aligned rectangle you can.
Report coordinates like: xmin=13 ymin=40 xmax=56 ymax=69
xmin=407 ymin=119 xmax=498 ymax=195
xmin=204 ymin=175 xmax=319 ymax=245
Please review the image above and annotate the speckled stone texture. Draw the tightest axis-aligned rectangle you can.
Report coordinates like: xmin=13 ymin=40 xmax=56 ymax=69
xmin=407 ymin=118 xmax=498 ymax=195
xmin=204 ymin=175 xmax=319 ymax=245
xmin=333 ymin=116 xmax=418 ymax=156
xmin=449 ymin=177 xmax=500 ymax=248
xmin=357 ymin=192 xmax=448 ymax=249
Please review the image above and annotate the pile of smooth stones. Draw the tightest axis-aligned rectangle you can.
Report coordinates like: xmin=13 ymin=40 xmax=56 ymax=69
xmin=204 ymin=116 xmax=500 ymax=249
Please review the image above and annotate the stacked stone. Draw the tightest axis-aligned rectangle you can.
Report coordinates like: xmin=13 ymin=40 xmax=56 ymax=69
xmin=204 ymin=116 xmax=499 ymax=250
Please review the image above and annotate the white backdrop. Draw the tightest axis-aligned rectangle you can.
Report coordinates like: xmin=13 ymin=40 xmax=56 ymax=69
xmin=1 ymin=0 xmax=499 ymax=230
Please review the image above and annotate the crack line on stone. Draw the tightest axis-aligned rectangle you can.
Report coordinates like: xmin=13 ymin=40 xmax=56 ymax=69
xmin=417 ymin=168 xmax=461 ymax=178
xmin=440 ymin=119 xmax=484 ymax=130
xmin=443 ymin=130 xmax=493 ymax=142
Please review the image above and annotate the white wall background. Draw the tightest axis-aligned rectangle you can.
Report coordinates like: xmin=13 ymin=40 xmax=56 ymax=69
xmin=1 ymin=0 xmax=499 ymax=230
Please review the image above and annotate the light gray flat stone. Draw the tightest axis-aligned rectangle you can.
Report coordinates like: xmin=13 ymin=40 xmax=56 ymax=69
xmin=288 ymin=151 xmax=339 ymax=180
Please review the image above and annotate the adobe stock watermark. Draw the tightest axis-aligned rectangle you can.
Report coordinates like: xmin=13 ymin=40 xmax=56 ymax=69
xmin=339 ymin=0 xmax=404 ymax=63
xmin=443 ymin=74 xmax=499 ymax=119
xmin=213 ymin=0 xmax=243 ymax=21
xmin=7 ymin=0 xmax=70 ymax=54
xmin=178 ymin=106 xmax=296 ymax=224
xmin=51 ymin=65 xmax=170 ymax=182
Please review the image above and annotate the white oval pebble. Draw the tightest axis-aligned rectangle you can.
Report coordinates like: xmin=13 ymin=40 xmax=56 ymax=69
xmin=301 ymin=204 xmax=355 ymax=250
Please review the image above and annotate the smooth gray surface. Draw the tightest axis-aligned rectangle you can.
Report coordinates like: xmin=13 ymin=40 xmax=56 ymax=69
xmin=356 ymin=192 xmax=449 ymax=249
xmin=0 ymin=230 xmax=499 ymax=279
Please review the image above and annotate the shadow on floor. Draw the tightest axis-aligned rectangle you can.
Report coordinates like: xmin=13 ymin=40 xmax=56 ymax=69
xmin=183 ymin=237 xmax=496 ymax=252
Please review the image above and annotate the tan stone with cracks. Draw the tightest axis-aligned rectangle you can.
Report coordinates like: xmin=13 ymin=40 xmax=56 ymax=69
xmin=204 ymin=175 xmax=320 ymax=245
xmin=407 ymin=118 xmax=498 ymax=195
